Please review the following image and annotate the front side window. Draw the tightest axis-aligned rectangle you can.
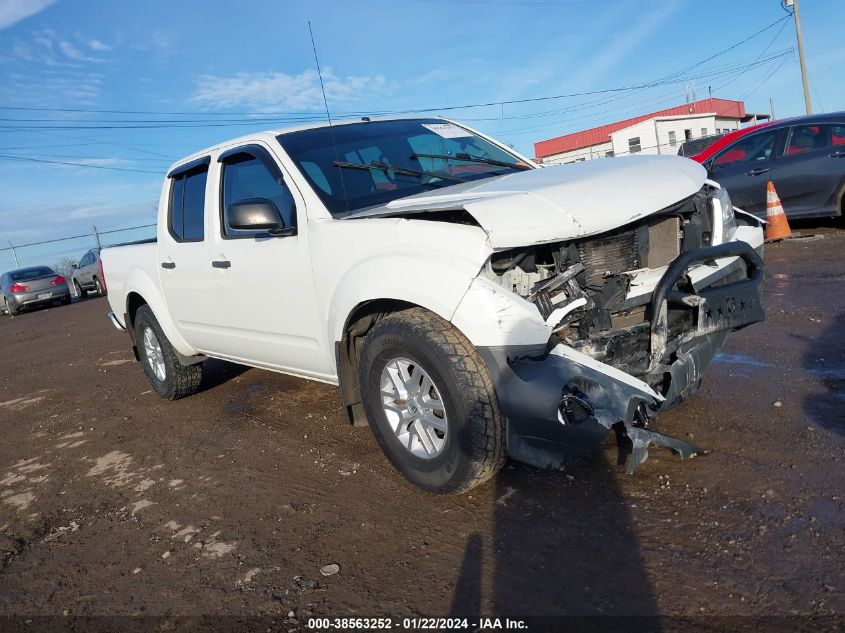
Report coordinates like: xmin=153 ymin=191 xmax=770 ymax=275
xmin=277 ymin=119 xmax=529 ymax=216
xmin=169 ymin=166 xmax=208 ymax=242
xmin=713 ymin=130 xmax=780 ymax=167
xmin=221 ymin=152 xmax=296 ymax=237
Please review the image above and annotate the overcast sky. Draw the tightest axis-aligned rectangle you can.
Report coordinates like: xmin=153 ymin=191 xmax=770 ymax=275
xmin=0 ymin=0 xmax=843 ymax=268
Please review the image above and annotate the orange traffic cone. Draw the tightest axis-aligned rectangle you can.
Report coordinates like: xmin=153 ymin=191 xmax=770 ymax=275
xmin=764 ymin=180 xmax=792 ymax=242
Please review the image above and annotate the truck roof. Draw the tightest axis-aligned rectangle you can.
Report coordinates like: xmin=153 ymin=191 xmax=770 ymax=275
xmin=166 ymin=115 xmax=448 ymax=175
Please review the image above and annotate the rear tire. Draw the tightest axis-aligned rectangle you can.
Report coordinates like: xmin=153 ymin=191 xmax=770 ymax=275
xmin=358 ymin=308 xmax=506 ymax=495
xmin=134 ymin=305 xmax=202 ymax=400
xmin=4 ymin=297 xmax=19 ymax=316
xmin=94 ymin=277 xmax=104 ymax=297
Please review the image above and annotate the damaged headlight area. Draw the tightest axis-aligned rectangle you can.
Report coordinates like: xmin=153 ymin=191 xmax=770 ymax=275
xmin=713 ymin=183 xmax=738 ymax=243
xmin=482 ymin=185 xmax=765 ymax=473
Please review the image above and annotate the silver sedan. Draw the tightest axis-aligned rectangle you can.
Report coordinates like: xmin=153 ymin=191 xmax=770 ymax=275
xmin=1 ymin=266 xmax=71 ymax=316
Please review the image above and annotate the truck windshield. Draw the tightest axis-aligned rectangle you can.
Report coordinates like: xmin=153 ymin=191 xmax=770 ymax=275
xmin=276 ymin=119 xmax=531 ymax=216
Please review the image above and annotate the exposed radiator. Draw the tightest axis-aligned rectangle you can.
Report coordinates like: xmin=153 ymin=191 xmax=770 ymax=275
xmin=577 ymin=230 xmax=640 ymax=286
xmin=576 ymin=217 xmax=681 ymax=286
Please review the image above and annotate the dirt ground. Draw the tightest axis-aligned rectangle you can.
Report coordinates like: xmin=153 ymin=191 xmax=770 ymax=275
xmin=1 ymin=222 xmax=843 ymax=631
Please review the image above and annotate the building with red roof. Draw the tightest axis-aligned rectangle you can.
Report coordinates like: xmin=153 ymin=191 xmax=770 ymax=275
xmin=534 ymin=98 xmax=769 ymax=164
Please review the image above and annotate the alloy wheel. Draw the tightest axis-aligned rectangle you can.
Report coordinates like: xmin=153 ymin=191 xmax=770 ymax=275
xmin=142 ymin=326 xmax=166 ymax=381
xmin=379 ymin=357 xmax=448 ymax=459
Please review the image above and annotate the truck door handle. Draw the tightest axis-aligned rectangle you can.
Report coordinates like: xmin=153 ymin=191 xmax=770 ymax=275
xmin=211 ymin=260 xmax=231 ymax=269
xmin=830 ymin=150 xmax=845 ymax=158
xmin=745 ymin=167 xmax=770 ymax=176
xmin=161 ymin=262 xmax=175 ymax=269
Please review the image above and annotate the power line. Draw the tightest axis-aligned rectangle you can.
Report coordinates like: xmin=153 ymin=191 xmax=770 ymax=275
xmin=0 ymin=15 xmax=793 ymax=127
xmin=0 ymin=223 xmax=156 ymax=251
xmin=0 ymin=154 xmax=161 ymax=174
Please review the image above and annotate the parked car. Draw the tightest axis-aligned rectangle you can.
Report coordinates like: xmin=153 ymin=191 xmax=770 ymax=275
xmin=102 ymin=117 xmax=765 ymax=493
xmin=71 ymin=247 xmax=106 ymax=297
xmin=689 ymin=113 xmax=845 ymax=219
xmin=1 ymin=266 xmax=71 ymax=315
xmin=677 ymin=133 xmax=724 ymax=158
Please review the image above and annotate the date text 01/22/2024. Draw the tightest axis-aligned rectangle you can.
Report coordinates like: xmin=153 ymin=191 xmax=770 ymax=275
xmin=306 ymin=617 xmax=528 ymax=630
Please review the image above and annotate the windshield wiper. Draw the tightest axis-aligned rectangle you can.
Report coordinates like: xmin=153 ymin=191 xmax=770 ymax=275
xmin=410 ymin=152 xmax=531 ymax=171
xmin=332 ymin=160 xmax=466 ymax=183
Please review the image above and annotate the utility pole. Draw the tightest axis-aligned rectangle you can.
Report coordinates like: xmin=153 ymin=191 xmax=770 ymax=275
xmin=787 ymin=0 xmax=812 ymax=114
xmin=92 ymin=225 xmax=101 ymax=249
xmin=770 ymin=97 xmax=776 ymax=120
xmin=8 ymin=241 xmax=19 ymax=267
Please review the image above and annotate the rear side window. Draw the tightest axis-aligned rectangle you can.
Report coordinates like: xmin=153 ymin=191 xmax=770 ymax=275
xmin=169 ymin=166 xmax=208 ymax=242
xmin=784 ymin=124 xmax=839 ymax=156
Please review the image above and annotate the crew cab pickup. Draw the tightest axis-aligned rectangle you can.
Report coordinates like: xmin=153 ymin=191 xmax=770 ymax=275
xmin=102 ymin=117 xmax=765 ymax=494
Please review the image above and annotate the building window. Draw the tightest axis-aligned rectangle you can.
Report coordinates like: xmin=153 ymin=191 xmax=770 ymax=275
xmin=605 ymin=150 xmax=614 ymax=158
xmin=701 ymin=127 xmax=708 ymax=137
xmin=628 ymin=137 xmax=641 ymax=154
xmin=684 ymin=129 xmax=693 ymax=141
xmin=668 ymin=131 xmax=677 ymax=147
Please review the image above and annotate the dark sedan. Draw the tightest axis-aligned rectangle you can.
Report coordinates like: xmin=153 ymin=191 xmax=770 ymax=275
xmin=693 ymin=113 xmax=845 ymax=219
xmin=1 ymin=266 xmax=71 ymax=316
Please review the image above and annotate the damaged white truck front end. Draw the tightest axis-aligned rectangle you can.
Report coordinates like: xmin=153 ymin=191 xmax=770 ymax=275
xmin=356 ymin=155 xmax=765 ymax=473
xmin=104 ymin=116 xmax=765 ymax=493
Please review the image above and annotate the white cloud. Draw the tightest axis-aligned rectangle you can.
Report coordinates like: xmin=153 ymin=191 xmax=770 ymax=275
xmin=59 ymin=39 xmax=87 ymax=61
xmin=191 ymin=67 xmax=388 ymax=111
xmin=0 ymin=0 xmax=55 ymax=30
xmin=88 ymin=39 xmax=111 ymax=51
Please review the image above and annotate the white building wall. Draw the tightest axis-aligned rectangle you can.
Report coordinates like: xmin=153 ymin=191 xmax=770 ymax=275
xmin=540 ymin=112 xmax=746 ymax=163
xmin=654 ymin=114 xmax=717 ymax=155
xmin=541 ymin=140 xmax=613 ymax=165
xmin=610 ymin=119 xmax=658 ymax=157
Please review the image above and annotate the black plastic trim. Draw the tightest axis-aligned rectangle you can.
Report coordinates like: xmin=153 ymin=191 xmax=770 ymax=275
xmin=167 ymin=156 xmax=211 ymax=179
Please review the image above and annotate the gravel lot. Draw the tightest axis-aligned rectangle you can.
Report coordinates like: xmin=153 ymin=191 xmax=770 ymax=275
xmin=1 ymin=222 xmax=843 ymax=630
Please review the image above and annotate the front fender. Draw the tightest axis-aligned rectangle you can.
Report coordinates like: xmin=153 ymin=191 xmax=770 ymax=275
xmin=326 ymin=249 xmax=481 ymax=363
xmin=122 ymin=266 xmax=197 ymax=358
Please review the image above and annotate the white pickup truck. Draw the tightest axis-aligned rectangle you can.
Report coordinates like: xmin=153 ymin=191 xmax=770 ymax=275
xmin=103 ymin=117 xmax=765 ymax=494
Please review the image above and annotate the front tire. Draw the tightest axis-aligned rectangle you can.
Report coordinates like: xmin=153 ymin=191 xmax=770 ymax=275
xmin=74 ymin=280 xmax=87 ymax=299
xmin=134 ymin=305 xmax=202 ymax=400
xmin=358 ymin=308 xmax=506 ymax=495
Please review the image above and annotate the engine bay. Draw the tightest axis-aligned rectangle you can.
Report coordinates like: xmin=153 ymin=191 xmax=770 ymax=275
xmin=484 ymin=186 xmax=717 ymax=377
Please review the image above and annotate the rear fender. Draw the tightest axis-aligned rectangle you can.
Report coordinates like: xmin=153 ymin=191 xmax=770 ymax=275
xmin=122 ymin=266 xmax=197 ymax=358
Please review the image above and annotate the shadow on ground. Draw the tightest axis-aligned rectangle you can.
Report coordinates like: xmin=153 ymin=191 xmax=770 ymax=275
xmin=448 ymin=456 xmax=661 ymax=628
xmin=802 ymin=311 xmax=845 ymax=437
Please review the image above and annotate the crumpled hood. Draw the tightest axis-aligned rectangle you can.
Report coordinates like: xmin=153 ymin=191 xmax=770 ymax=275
xmin=348 ymin=155 xmax=707 ymax=249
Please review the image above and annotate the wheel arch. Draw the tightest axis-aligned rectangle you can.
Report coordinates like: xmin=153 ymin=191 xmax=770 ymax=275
xmin=337 ymin=298 xmax=423 ymax=427
xmin=121 ymin=266 xmax=196 ymax=358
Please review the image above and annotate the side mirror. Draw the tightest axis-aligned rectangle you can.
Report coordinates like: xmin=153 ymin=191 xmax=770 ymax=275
xmin=71 ymin=264 xmax=79 ymax=269
xmin=225 ymin=198 xmax=294 ymax=236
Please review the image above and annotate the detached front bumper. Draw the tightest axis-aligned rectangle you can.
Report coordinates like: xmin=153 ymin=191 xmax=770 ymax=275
xmin=481 ymin=240 xmax=765 ymax=474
